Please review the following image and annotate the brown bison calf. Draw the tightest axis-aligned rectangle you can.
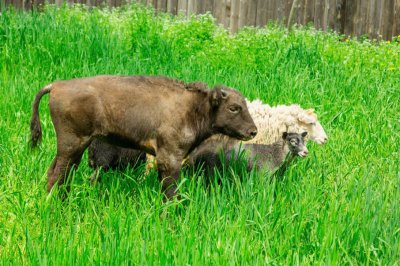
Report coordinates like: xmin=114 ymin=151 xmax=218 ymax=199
xmin=30 ymin=75 xmax=257 ymax=199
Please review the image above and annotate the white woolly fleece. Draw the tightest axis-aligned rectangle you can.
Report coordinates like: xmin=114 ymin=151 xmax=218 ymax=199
xmin=244 ymin=99 xmax=328 ymax=145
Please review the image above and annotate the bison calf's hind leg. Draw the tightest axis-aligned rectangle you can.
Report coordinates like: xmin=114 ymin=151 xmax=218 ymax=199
xmin=156 ymin=153 xmax=183 ymax=200
xmin=47 ymin=134 xmax=91 ymax=192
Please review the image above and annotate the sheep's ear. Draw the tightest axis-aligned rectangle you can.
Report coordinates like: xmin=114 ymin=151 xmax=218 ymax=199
xmin=301 ymin=131 xmax=308 ymax=138
xmin=306 ymin=108 xmax=315 ymax=115
xmin=282 ymin=132 xmax=288 ymax=140
xmin=298 ymin=113 xmax=315 ymax=124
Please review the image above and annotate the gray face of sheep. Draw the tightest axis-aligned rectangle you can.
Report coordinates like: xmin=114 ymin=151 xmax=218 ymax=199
xmin=211 ymin=86 xmax=257 ymax=141
xmin=283 ymin=132 xmax=309 ymax=157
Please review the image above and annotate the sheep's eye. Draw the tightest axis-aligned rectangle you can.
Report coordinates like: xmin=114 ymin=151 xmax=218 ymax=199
xmin=310 ymin=122 xmax=316 ymax=126
xmin=229 ymin=106 xmax=241 ymax=114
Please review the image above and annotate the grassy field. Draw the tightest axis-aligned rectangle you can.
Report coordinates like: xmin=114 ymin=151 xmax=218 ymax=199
xmin=1 ymin=4 xmax=400 ymax=265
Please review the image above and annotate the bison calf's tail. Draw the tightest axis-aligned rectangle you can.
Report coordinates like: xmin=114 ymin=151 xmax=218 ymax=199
xmin=30 ymin=84 xmax=52 ymax=148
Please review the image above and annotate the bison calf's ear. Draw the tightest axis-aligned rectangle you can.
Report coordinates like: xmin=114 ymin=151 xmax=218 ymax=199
xmin=282 ymin=132 xmax=288 ymax=140
xmin=211 ymin=86 xmax=229 ymax=107
xmin=220 ymin=89 xmax=228 ymax=99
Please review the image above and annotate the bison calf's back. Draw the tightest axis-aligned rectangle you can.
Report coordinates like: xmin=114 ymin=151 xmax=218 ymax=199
xmin=30 ymin=75 xmax=256 ymax=199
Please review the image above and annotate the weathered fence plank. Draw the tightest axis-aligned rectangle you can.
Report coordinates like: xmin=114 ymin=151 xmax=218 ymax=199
xmin=247 ymin=0 xmax=257 ymax=25
xmin=381 ymin=0 xmax=394 ymax=39
xmin=326 ymin=0 xmax=336 ymax=30
xmin=357 ymin=0 xmax=367 ymax=36
xmin=284 ymin=0 xmax=292 ymax=25
xmin=295 ymin=0 xmax=304 ymax=25
xmin=304 ymin=0 xmax=315 ymax=25
xmin=213 ymin=0 xmax=225 ymax=25
xmin=230 ymin=0 xmax=240 ymax=32
xmin=204 ymin=0 xmax=213 ymax=12
xmin=268 ymin=0 xmax=274 ymax=22
xmin=343 ymin=0 xmax=355 ymax=36
xmin=276 ymin=0 xmax=286 ymax=24
xmin=314 ymin=0 xmax=324 ymax=29
xmin=394 ymin=0 xmax=400 ymax=38
xmin=177 ymin=0 xmax=187 ymax=15
xmin=238 ymin=0 xmax=248 ymax=27
xmin=187 ymin=0 xmax=195 ymax=15
xmin=196 ymin=0 xmax=204 ymax=14
xmin=256 ymin=0 xmax=267 ymax=27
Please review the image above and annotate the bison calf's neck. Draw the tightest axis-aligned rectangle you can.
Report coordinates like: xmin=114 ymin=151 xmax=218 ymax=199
xmin=30 ymin=75 xmax=256 ymax=199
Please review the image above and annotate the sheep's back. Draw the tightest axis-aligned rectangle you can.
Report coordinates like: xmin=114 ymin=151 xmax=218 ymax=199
xmin=245 ymin=100 xmax=307 ymax=145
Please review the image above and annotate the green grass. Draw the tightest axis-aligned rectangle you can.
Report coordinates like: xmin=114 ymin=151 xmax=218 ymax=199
xmin=1 ymin=4 xmax=400 ymax=265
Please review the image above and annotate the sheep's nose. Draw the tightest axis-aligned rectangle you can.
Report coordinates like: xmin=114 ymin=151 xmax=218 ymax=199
xmin=248 ymin=128 xmax=258 ymax=138
xmin=304 ymin=150 xmax=309 ymax=156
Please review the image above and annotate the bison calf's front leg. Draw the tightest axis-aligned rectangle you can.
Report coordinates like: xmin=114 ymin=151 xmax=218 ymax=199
xmin=157 ymin=155 xmax=183 ymax=200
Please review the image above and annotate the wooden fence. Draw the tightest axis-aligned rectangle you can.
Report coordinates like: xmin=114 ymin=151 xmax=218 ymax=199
xmin=2 ymin=0 xmax=400 ymax=40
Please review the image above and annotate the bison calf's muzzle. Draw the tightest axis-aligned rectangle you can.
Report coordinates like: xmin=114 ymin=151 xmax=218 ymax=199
xmin=248 ymin=127 xmax=258 ymax=139
xmin=30 ymin=75 xmax=256 ymax=200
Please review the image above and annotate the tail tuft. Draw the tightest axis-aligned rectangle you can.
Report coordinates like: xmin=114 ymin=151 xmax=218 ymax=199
xmin=29 ymin=85 xmax=52 ymax=149
xmin=30 ymin=115 xmax=42 ymax=148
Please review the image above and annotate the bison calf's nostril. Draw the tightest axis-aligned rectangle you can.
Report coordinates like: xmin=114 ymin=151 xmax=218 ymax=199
xmin=249 ymin=129 xmax=257 ymax=138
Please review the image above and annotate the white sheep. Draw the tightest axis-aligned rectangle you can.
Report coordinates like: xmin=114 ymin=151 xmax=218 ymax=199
xmin=244 ymin=99 xmax=328 ymax=145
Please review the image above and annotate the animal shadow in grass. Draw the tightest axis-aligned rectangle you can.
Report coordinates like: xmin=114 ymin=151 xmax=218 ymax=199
xmin=43 ymin=163 xmax=187 ymax=228
xmin=182 ymin=150 xmax=258 ymax=195
xmin=49 ymin=161 xmax=158 ymax=207
xmin=92 ymin=162 xmax=160 ymax=200
xmin=183 ymin=148 xmax=309 ymax=202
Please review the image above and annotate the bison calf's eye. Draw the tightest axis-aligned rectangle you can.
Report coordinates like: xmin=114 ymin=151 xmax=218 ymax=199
xmin=228 ymin=106 xmax=241 ymax=114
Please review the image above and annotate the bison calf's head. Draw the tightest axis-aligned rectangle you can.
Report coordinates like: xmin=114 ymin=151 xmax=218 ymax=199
xmin=210 ymin=86 xmax=257 ymax=141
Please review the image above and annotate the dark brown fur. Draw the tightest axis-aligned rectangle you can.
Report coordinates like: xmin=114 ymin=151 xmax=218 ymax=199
xmin=30 ymin=75 xmax=257 ymax=199
xmin=88 ymin=139 xmax=146 ymax=171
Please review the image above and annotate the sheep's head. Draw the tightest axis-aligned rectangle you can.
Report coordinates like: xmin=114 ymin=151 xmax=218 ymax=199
xmin=297 ymin=109 xmax=328 ymax=145
xmin=283 ymin=131 xmax=309 ymax=157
